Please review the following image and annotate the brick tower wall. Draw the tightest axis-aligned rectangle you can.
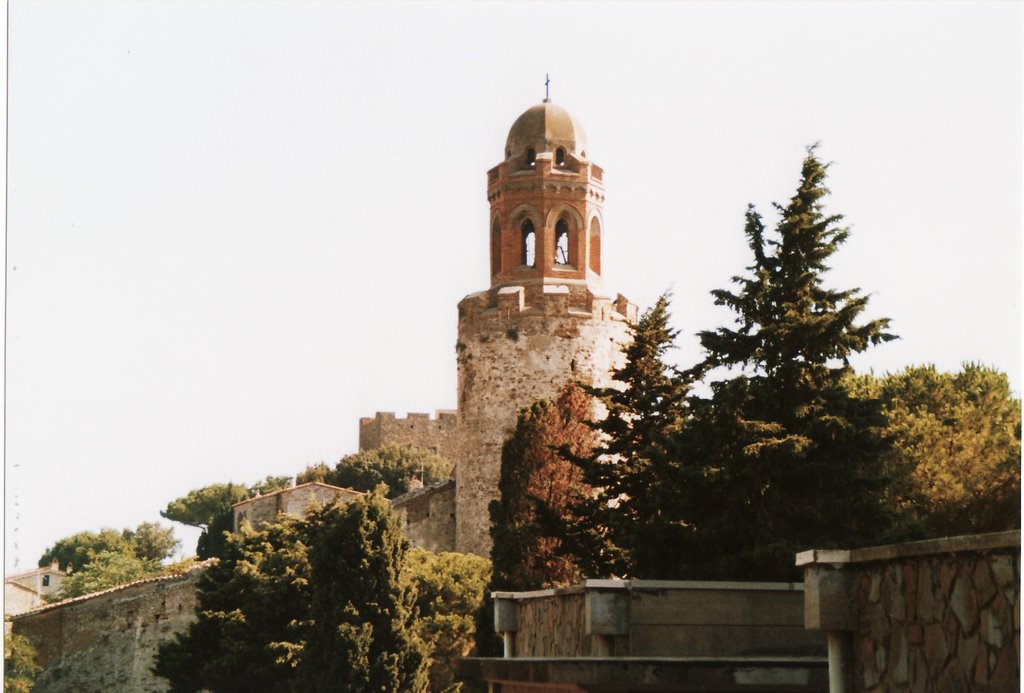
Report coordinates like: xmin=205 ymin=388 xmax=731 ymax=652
xmin=454 ymin=284 xmax=634 ymax=557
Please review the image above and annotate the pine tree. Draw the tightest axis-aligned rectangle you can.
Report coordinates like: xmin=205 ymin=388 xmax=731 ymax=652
xmin=566 ymin=294 xmax=692 ymax=578
xmin=682 ymin=147 xmax=897 ymax=580
xmin=297 ymin=494 xmax=429 ymax=692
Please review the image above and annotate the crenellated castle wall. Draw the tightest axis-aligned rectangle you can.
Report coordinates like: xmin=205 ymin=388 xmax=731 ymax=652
xmin=358 ymin=410 xmax=459 ymax=458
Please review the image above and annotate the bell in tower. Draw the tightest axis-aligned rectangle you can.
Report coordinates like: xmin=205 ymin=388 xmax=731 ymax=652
xmin=452 ymin=98 xmax=637 ymax=557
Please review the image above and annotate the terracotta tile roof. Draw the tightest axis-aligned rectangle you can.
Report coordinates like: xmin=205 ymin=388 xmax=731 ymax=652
xmin=9 ymin=559 xmax=217 ymax=619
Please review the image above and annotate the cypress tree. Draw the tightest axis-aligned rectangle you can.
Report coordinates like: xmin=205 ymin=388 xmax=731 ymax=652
xmin=297 ymin=494 xmax=429 ymax=692
xmin=682 ymin=147 xmax=897 ymax=580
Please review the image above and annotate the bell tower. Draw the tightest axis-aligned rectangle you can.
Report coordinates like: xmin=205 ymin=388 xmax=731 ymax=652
xmin=453 ymin=99 xmax=637 ymax=557
xmin=486 ymin=99 xmax=607 ymax=306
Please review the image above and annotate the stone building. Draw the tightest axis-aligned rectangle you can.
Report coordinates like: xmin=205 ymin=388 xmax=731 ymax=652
xmin=363 ymin=99 xmax=636 ymax=557
xmin=231 ymin=481 xmax=364 ymax=532
xmin=4 ymin=560 xmax=68 ymax=616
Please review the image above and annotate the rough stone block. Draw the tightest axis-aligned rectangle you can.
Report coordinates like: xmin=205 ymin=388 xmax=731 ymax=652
xmin=949 ymin=572 xmax=979 ymax=633
xmin=990 ymin=555 xmax=1016 ymax=588
xmin=937 ymin=659 xmax=971 ymax=693
xmin=957 ymin=630 xmax=979 ymax=676
xmin=904 ymin=562 xmax=918 ymax=622
xmin=917 ymin=563 xmax=937 ymax=623
xmin=890 ymin=628 xmax=909 ymax=684
xmin=990 ymin=643 xmax=1015 ymax=691
xmin=862 ymin=639 xmax=880 ymax=689
xmin=923 ymin=623 xmax=950 ymax=678
xmin=980 ymin=608 xmax=1005 ymax=649
xmin=973 ymin=558 xmax=998 ymax=607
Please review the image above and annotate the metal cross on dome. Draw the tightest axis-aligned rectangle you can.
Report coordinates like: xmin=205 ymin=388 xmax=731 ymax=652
xmin=545 ymin=74 xmax=550 ymax=102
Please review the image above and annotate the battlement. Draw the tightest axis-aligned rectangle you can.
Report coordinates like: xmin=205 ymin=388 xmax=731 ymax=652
xmin=458 ymin=285 xmax=636 ymax=325
xmin=358 ymin=409 xmax=459 ymax=457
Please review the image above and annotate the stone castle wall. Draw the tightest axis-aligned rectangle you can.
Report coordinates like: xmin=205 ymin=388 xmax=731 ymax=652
xmin=454 ymin=285 xmax=634 ymax=556
xmin=801 ymin=531 xmax=1020 ymax=692
xmin=358 ymin=411 xmax=459 ymax=459
xmin=391 ymin=480 xmax=457 ymax=553
xmin=10 ymin=562 xmax=210 ymax=693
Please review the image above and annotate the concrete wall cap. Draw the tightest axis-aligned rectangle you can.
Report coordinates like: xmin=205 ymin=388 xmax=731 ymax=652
xmin=796 ymin=530 xmax=1020 ymax=567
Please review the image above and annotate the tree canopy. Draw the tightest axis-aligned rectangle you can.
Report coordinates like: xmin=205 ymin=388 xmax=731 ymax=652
xmin=850 ymin=364 xmax=1021 ymax=537
xmin=296 ymin=445 xmax=453 ymax=499
xmin=39 ymin=522 xmax=179 ymax=573
xmin=489 ymin=384 xmax=596 ymax=591
xmin=403 ymin=549 xmax=491 ymax=693
xmin=565 ymin=295 xmax=693 ymax=579
xmin=155 ymin=493 xmax=430 ymax=692
xmin=679 ymin=147 xmax=898 ymax=579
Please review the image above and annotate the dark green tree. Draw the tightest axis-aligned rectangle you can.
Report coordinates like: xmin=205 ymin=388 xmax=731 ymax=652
xmin=682 ymin=147 xmax=897 ymax=580
xmin=296 ymin=445 xmax=453 ymax=499
xmin=566 ymin=295 xmax=693 ymax=579
xmin=297 ymin=494 xmax=429 ymax=692
xmin=154 ymin=518 xmax=312 ymax=692
xmin=849 ymin=364 xmax=1021 ymax=537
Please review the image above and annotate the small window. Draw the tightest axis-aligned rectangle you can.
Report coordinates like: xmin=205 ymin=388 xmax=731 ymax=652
xmin=556 ymin=147 xmax=566 ymax=167
xmin=555 ymin=219 xmax=570 ymax=265
xmin=521 ymin=220 xmax=536 ymax=267
xmin=42 ymin=575 xmax=50 ymax=587
xmin=526 ymin=148 xmax=536 ymax=167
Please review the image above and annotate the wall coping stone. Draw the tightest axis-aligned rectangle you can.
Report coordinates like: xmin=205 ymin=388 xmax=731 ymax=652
xmin=795 ymin=530 xmax=1020 ymax=567
xmin=493 ymin=578 xmax=804 ymax=600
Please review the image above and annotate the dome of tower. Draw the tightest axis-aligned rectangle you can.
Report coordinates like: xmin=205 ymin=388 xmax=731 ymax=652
xmin=505 ymin=101 xmax=588 ymax=160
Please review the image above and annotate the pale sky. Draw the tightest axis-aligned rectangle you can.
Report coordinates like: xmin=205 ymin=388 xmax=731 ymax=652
xmin=4 ymin=1 xmax=1021 ymax=571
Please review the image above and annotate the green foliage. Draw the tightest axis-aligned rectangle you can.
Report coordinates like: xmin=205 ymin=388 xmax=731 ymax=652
xmin=39 ymin=522 xmax=179 ymax=575
xmin=161 ymin=483 xmax=251 ymax=530
xmin=297 ymin=494 xmax=429 ymax=691
xmin=156 ymin=494 xmax=430 ymax=693
xmin=59 ymin=550 xmax=161 ymax=599
xmin=566 ymin=295 xmax=692 ymax=578
xmin=161 ymin=482 xmax=252 ymax=559
xmin=4 ymin=632 xmax=41 ymax=693
xmin=250 ymin=474 xmax=294 ymax=495
xmin=849 ymin=364 xmax=1021 ymax=537
xmin=489 ymin=385 xmax=595 ymax=590
xmin=404 ymin=549 xmax=491 ymax=692
xmin=154 ymin=517 xmax=311 ymax=692
xmin=296 ymin=445 xmax=453 ymax=499
xmin=681 ymin=147 xmax=897 ymax=580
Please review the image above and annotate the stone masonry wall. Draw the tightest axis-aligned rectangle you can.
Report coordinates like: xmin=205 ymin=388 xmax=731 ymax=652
xmin=801 ymin=531 xmax=1020 ymax=693
xmin=358 ymin=411 xmax=459 ymax=459
xmin=852 ymin=543 xmax=1019 ymax=691
xmin=232 ymin=482 xmax=362 ymax=531
xmin=391 ymin=480 xmax=457 ymax=552
xmin=11 ymin=562 xmax=209 ymax=693
xmin=454 ymin=285 xmax=633 ymax=556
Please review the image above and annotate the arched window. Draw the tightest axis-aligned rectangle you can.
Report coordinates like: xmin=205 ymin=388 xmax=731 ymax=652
xmin=555 ymin=147 xmax=566 ymax=167
xmin=555 ymin=219 xmax=570 ymax=265
xmin=526 ymin=148 xmax=536 ymax=168
xmin=521 ymin=220 xmax=536 ymax=267
xmin=490 ymin=220 xmax=502 ymax=275
xmin=588 ymin=217 xmax=602 ymax=274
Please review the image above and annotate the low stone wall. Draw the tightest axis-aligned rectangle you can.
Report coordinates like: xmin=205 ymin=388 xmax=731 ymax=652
xmin=800 ymin=530 xmax=1020 ymax=692
xmin=10 ymin=562 xmax=211 ymax=693
xmin=494 ymin=579 xmax=825 ymax=659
